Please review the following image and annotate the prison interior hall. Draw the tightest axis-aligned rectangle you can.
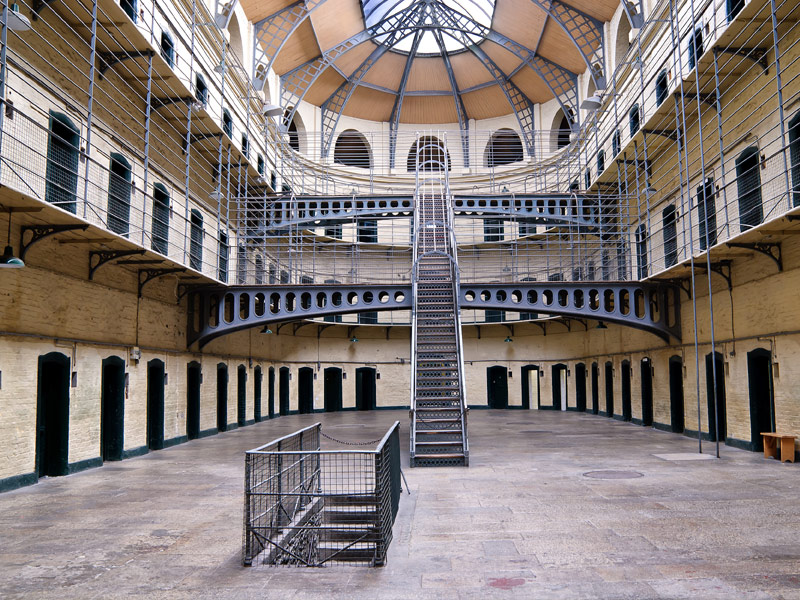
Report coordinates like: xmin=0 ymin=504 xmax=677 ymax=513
xmin=1 ymin=0 xmax=800 ymax=594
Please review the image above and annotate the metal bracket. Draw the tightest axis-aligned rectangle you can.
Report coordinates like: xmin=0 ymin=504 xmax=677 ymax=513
xmin=726 ymin=242 xmax=782 ymax=271
xmin=385 ymin=325 xmax=392 ymax=340
xmin=642 ymin=129 xmax=678 ymax=142
xmin=20 ymin=224 xmax=89 ymax=260
xmin=532 ymin=321 xmax=547 ymax=336
xmin=316 ymin=324 xmax=334 ymax=338
xmin=693 ymin=260 xmax=732 ymax=290
xmin=679 ymin=91 xmax=715 ymax=109
xmin=660 ymin=277 xmax=692 ymax=298
xmin=347 ymin=325 xmax=359 ymax=339
xmin=138 ymin=268 xmax=184 ymax=297
xmin=183 ymin=132 xmax=222 ymax=154
xmin=98 ymin=50 xmax=155 ymax=78
xmin=293 ymin=322 xmax=312 ymax=334
xmin=714 ymin=46 xmax=769 ymax=74
xmin=151 ymin=96 xmax=194 ymax=111
xmin=177 ymin=283 xmax=206 ymax=303
xmin=276 ymin=322 xmax=293 ymax=335
xmin=89 ymin=249 xmax=145 ymax=280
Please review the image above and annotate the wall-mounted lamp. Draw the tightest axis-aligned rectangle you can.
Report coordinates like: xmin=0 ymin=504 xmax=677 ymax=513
xmin=7 ymin=3 xmax=31 ymax=32
xmin=580 ymin=95 xmax=602 ymax=110
xmin=596 ymin=321 xmax=608 ymax=329
xmin=261 ymin=326 xmax=273 ymax=334
xmin=350 ymin=336 xmax=359 ymax=343
xmin=262 ymin=103 xmax=283 ymax=118
xmin=504 ymin=336 xmax=513 ymax=343
xmin=0 ymin=208 xmax=24 ymax=268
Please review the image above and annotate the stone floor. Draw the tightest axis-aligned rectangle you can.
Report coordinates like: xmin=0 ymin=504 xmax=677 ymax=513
xmin=1 ymin=409 xmax=799 ymax=599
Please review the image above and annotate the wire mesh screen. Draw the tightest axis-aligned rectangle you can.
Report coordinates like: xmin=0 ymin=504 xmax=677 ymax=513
xmin=242 ymin=422 xmax=400 ymax=568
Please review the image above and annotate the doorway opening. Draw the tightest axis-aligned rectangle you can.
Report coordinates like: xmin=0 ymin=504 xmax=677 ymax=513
xmin=668 ymin=355 xmax=684 ymax=433
xmin=268 ymin=367 xmax=275 ymax=418
xmin=640 ymin=358 xmax=653 ymax=426
xmin=604 ymin=361 xmax=614 ymax=417
xmin=520 ymin=365 xmax=539 ymax=409
xmin=486 ymin=366 xmax=509 ymax=408
xmin=279 ymin=367 xmax=290 ymax=415
xmin=574 ymin=363 xmax=587 ymax=411
xmin=237 ymin=365 xmax=247 ymax=426
xmin=355 ymin=367 xmax=377 ymax=410
xmin=101 ymin=356 xmax=125 ymax=461
xmin=254 ymin=366 xmax=263 ymax=422
xmin=298 ymin=367 xmax=314 ymax=414
xmin=324 ymin=367 xmax=343 ymax=412
xmin=147 ymin=359 xmax=165 ymax=450
xmin=186 ymin=361 xmax=201 ymax=440
xmin=591 ymin=362 xmax=599 ymax=414
xmin=705 ymin=352 xmax=727 ymax=442
xmin=620 ymin=360 xmax=632 ymax=421
xmin=747 ymin=348 xmax=775 ymax=451
xmin=552 ymin=363 xmax=568 ymax=410
xmin=36 ymin=352 xmax=71 ymax=477
xmin=217 ymin=363 xmax=228 ymax=432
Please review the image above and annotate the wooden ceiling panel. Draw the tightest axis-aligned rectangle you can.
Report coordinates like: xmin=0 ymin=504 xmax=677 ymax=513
xmin=271 ymin=20 xmax=321 ymax=75
xmin=341 ymin=87 xmax=395 ymax=121
xmin=407 ymin=58 xmax=452 ymax=92
xmin=303 ymin=67 xmax=346 ymax=105
xmin=564 ymin=0 xmax=619 ymax=24
xmin=239 ymin=0 xmax=295 ymax=26
xmin=481 ymin=42 xmax=524 ymax=77
xmin=461 ymin=86 xmax=514 ymax=120
xmin=400 ymin=96 xmax=459 ymax=124
xmin=491 ymin=0 xmax=547 ymax=50
xmin=310 ymin=0 xmax=365 ymax=51
xmin=536 ymin=21 xmax=591 ymax=74
xmin=361 ymin=52 xmax=407 ymax=91
xmin=450 ymin=52 xmax=493 ymax=90
xmin=332 ymin=41 xmax=377 ymax=76
xmin=511 ymin=68 xmax=554 ymax=104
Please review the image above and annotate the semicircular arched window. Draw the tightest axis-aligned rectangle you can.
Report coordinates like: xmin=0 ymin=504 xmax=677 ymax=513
xmin=485 ymin=129 xmax=524 ymax=167
xmin=334 ymin=130 xmax=372 ymax=169
xmin=407 ymin=136 xmax=450 ymax=172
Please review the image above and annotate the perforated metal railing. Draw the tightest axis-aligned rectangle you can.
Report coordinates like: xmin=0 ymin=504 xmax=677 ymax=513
xmin=242 ymin=421 xmax=401 ymax=567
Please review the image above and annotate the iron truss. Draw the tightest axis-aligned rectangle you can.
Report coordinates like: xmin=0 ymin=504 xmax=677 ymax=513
xmin=187 ymin=281 xmax=681 ymax=348
xmin=251 ymin=193 xmax=605 ymax=230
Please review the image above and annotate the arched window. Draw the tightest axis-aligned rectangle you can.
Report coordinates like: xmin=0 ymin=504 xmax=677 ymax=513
xmin=688 ymin=28 xmax=703 ymax=70
xmin=227 ymin=13 xmax=244 ymax=65
xmin=789 ymin=112 xmax=800 ymax=206
xmin=597 ymin=150 xmax=605 ymax=174
xmin=615 ymin=13 xmax=632 ymax=68
xmin=334 ymin=130 xmax=372 ymax=168
xmin=612 ymin=130 xmax=621 ymax=156
xmin=655 ymin=70 xmax=668 ymax=106
xmin=218 ymin=231 xmax=228 ymax=282
xmin=284 ymin=110 xmax=300 ymax=151
xmin=636 ymin=223 xmax=647 ymax=279
xmin=736 ymin=146 xmax=763 ymax=230
xmin=108 ymin=153 xmax=132 ymax=236
xmin=195 ymin=74 xmax=208 ymax=107
xmin=552 ymin=109 xmax=572 ymax=150
xmin=357 ymin=220 xmax=377 ymax=243
xmin=697 ymin=178 xmax=717 ymax=249
xmin=152 ymin=183 xmax=169 ymax=255
xmin=407 ymin=136 xmax=450 ymax=172
xmin=222 ymin=109 xmax=233 ymax=138
xmin=584 ymin=168 xmax=591 ymax=189
xmin=662 ymin=204 xmax=677 ymax=267
xmin=629 ymin=104 xmax=640 ymax=137
xmin=120 ymin=0 xmax=136 ymax=22
xmin=241 ymin=133 xmax=249 ymax=159
xmin=257 ymin=154 xmax=265 ymax=176
xmin=485 ymin=129 xmax=523 ymax=167
xmin=189 ymin=209 xmax=203 ymax=270
xmin=727 ymin=0 xmax=744 ymax=21
xmin=46 ymin=112 xmax=80 ymax=214
xmin=160 ymin=31 xmax=174 ymax=67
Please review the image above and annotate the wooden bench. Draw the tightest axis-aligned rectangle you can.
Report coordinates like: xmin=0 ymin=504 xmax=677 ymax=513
xmin=761 ymin=433 xmax=796 ymax=463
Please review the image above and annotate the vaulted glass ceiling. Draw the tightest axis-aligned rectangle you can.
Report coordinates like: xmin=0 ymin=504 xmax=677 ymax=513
xmin=361 ymin=0 xmax=496 ymax=55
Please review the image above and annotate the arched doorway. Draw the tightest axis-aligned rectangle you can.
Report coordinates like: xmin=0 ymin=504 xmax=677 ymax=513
xmin=36 ymin=352 xmax=71 ymax=477
xmin=147 ymin=359 xmax=165 ymax=450
xmin=486 ymin=366 xmax=508 ymax=409
xmin=217 ymin=363 xmax=228 ymax=432
xmin=237 ymin=365 xmax=247 ymax=426
xmin=668 ymin=355 xmax=684 ymax=433
xmin=268 ymin=367 xmax=275 ymax=418
xmin=591 ymin=362 xmax=599 ymax=414
xmin=101 ymin=356 xmax=125 ymax=461
xmin=355 ymin=367 xmax=377 ymax=411
xmin=552 ymin=364 xmax=568 ymax=410
xmin=520 ymin=365 xmax=539 ymax=409
xmin=324 ymin=367 xmax=343 ymax=412
xmin=604 ymin=361 xmax=614 ymax=417
xmin=747 ymin=348 xmax=775 ymax=451
xmin=253 ymin=366 xmax=263 ymax=422
xmin=298 ymin=367 xmax=314 ymax=414
xmin=407 ymin=136 xmax=450 ymax=172
xmin=279 ymin=367 xmax=290 ymax=415
xmin=186 ymin=361 xmax=201 ymax=440
xmin=640 ymin=358 xmax=653 ymax=426
xmin=574 ymin=363 xmax=587 ymax=411
xmin=705 ymin=352 xmax=727 ymax=442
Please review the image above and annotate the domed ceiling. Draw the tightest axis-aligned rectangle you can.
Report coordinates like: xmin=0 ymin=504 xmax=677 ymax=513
xmin=241 ymin=0 xmax=621 ymax=151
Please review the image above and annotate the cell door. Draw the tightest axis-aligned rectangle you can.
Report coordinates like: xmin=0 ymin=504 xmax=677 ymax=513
xmin=668 ymin=356 xmax=685 ymax=433
xmin=217 ymin=363 xmax=228 ymax=432
xmin=186 ymin=362 xmax=201 ymax=440
xmin=520 ymin=365 xmax=539 ymax=410
xmin=640 ymin=359 xmax=653 ymax=427
xmin=279 ymin=367 xmax=290 ymax=415
xmin=486 ymin=366 xmax=508 ymax=409
xmin=591 ymin=363 xmax=599 ymax=414
xmin=604 ymin=362 xmax=614 ymax=417
xmin=552 ymin=364 xmax=567 ymax=411
xmin=324 ymin=367 xmax=343 ymax=412
xmin=355 ymin=367 xmax=377 ymax=411
xmin=747 ymin=348 xmax=775 ymax=451
xmin=268 ymin=367 xmax=275 ymax=418
xmin=705 ymin=353 xmax=727 ymax=442
xmin=237 ymin=365 xmax=247 ymax=426
xmin=253 ymin=367 xmax=263 ymax=422
xmin=36 ymin=352 xmax=71 ymax=478
xmin=621 ymin=360 xmax=632 ymax=421
xmin=101 ymin=356 xmax=125 ymax=460
xmin=147 ymin=359 xmax=165 ymax=450
xmin=298 ymin=368 xmax=314 ymax=414
xmin=574 ymin=363 xmax=587 ymax=412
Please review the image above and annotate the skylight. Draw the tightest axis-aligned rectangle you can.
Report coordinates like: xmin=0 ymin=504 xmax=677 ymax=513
xmin=361 ymin=0 xmax=496 ymax=55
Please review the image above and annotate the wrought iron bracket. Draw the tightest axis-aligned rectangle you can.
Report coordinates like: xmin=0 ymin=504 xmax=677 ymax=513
xmin=98 ymin=50 xmax=155 ymax=78
xmin=316 ymin=324 xmax=334 ymax=338
xmin=659 ymin=277 xmax=692 ymax=298
xmin=177 ymin=283 xmax=206 ymax=304
xmin=714 ymin=46 xmax=769 ymax=74
xmin=679 ymin=90 xmax=715 ymax=109
xmin=184 ymin=132 xmax=222 ymax=154
xmin=293 ymin=322 xmax=313 ymax=334
xmin=138 ymin=268 xmax=185 ymax=297
xmin=532 ymin=321 xmax=547 ymax=336
xmin=89 ymin=249 xmax=145 ymax=280
xmin=726 ymin=242 xmax=782 ymax=271
xmin=642 ymin=128 xmax=678 ymax=142
xmin=151 ymin=96 xmax=194 ymax=111
xmin=20 ymin=224 xmax=88 ymax=260
xmin=693 ymin=259 xmax=732 ymax=290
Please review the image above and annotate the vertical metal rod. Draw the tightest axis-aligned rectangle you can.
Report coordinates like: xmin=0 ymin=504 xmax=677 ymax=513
xmin=769 ymin=0 xmax=791 ymax=209
xmin=183 ymin=0 xmax=197 ymax=265
xmin=80 ymin=0 xmax=98 ymax=220
xmin=711 ymin=49 xmax=729 ymax=246
xmin=0 ymin=0 xmax=10 ymax=172
xmin=141 ymin=7 xmax=154 ymax=248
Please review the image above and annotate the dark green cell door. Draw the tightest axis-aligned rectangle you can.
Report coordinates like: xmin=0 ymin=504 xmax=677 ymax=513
xmin=237 ymin=365 xmax=247 ymax=426
xmin=705 ymin=352 xmax=727 ymax=442
xmin=101 ymin=356 xmax=125 ymax=461
xmin=186 ymin=362 xmax=201 ymax=440
xmin=217 ymin=363 xmax=228 ymax=432
xmin=640 ymin=358 xmax=653 ymax=426
xmin=747 ymin=348 xmax=774 ymax=451
xmin=268 ymin=367 xmax=275 ymax=418
xmin=36 ymin=352 xmax=71 ymax=477
xmin=147 ymin=359 xmax=165 ymax=450
xmin=298 ymin=367 xmax=314 ymax=414
xmin=591 ymin=363 xmax=599 ymax=414
xmin=324 ymin=367 xmax=343 ymax=412
xmin=254 ymin=367 xmax=263 ymax=422
xmin=669 ymin=356 xmax=685 ymax=433
xmin=520 ymin=365 xmax=538 ymax=409
xmin=574 ymin=363 xmax=587 ymax=411
xmin=552 ymin=364 xmax=567 ymax=410
xmin=355 ymin=367 xmax=376 ymax=411
xmin=45 ymin=112 xmax=79 ymax=213
xmin=486 ymin=366 xmax=508 ymax=409
xmin=621 ymin=360 xmax=632 ymax=421
xmin=604 ymin=361 xmax=614 ymax=417
xmin=279 ymin=367 xmax=290 ymax=415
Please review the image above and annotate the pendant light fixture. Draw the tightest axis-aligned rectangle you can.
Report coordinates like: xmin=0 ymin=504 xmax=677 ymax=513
xmin=0 ymin=208 xmax=24 ymax=268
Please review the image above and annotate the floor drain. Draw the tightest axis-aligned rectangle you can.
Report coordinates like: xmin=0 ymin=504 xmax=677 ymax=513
xmin=583 ymin=470 xmax=644 ymax=479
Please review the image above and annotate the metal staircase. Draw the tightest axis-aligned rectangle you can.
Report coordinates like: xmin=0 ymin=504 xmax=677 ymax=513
xmin=410 ymin=134 xmax=468 ymax=467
